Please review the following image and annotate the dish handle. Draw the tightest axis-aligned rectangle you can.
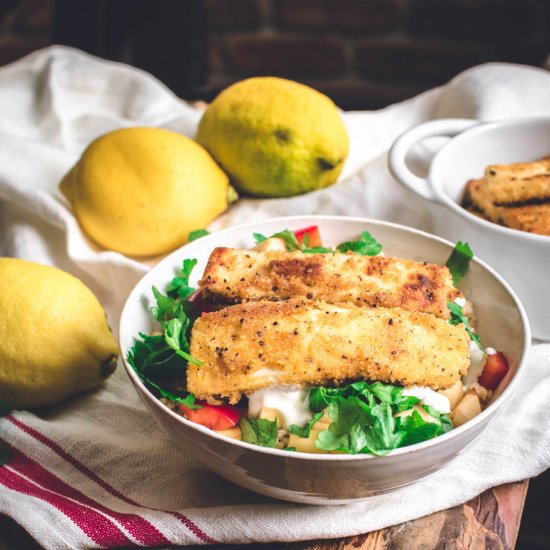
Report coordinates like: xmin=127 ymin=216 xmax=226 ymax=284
xmin=388 ymin=119 xmax=477 ymax=202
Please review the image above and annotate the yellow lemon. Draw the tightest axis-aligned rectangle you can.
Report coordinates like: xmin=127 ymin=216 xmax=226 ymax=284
xmin=60 ymin=127 xmax=231 ymax=256
xmin=196 ymin=77 xmax=349 ymax=197
xmin=0 ymin=258 xmax=119 ymax=408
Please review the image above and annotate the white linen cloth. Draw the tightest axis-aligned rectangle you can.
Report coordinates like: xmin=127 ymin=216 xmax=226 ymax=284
xmin=0 ymin=46 xmax=549 ymax=548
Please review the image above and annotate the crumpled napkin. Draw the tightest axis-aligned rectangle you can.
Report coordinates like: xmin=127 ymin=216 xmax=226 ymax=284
xmin=0 ymin=46 xmax=549 ymax=548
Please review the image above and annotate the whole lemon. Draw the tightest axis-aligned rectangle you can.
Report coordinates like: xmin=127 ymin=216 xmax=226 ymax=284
xmin=0 ymin=258 xmax=119 ymax=408
xmin=196 ymin=77 xmax=349 ymax=197
xmin=60 ymin=127 xmax=231 ymax=256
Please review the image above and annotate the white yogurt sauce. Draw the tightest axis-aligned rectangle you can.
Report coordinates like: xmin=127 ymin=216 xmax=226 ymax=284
xmin=247 ymin=387 xmax=312 ymax=429
xmin=402 ymin=385 xmax=451 ymax=414
xmin=454 ymin=296 xmax=466 ymax=307
xmin=462 ymin=340 xmax=487 ymax=389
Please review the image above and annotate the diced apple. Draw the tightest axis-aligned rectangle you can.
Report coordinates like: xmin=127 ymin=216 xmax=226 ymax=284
xmin=294 ymin=225 xmax=322 ymax=248
xmin=214 ymin=426 xmax=242 ymax=440
xmin=394 ymin=404 xmax=437 ymax=423
xmin=259 ymin=406 xmax=283 ymax=429
xmin=251 ymin=237 xmax=287 ymax=252
xmin=451 ymin=389 xmax=481 ymax=428
xmin=439 ymin=380 xmax=464 ymax=410
xmin=288 ymin=429 xmax=325 ymax=453
xmin=313 ymin=408 xmax=332 ymax=431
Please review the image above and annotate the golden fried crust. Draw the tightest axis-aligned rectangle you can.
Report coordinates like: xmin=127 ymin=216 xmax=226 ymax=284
xmin=486 ymin=174 xmax=550 ymax=206
xmin=485 ymin=157 xmax=550 ymax=181
xmin=188 ymin=299 xmax=470 ymax=404
xmin=464 ymin=178 xmax=550 ymax=235
xmin=199 ymin=248 xmax=458 ymax=319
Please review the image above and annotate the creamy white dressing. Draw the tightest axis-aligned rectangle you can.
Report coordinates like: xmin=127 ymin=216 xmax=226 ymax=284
xmin=247 ymin=387 xmax=312 ymax=429
xmin=462 ymin=340 xmax=487 ymax=389
xmin=486 ymin=347 xmax=496 ymax=355
xmin=454 ymin=296 xmax=466 ymax=307
xmin=402 ymin=385 xmax=451 ymax=414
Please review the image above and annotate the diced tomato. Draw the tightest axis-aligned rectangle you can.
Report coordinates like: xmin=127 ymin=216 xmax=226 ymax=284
xmin=190 ymin=289 xmax=225 ymax=314
xmin=478 ymin=351 xmax=509 ymax=390
xmin=294 ymin=225 xmax=322 ymax=248
xmin=178 ymin=401 xmax=242 ymax=431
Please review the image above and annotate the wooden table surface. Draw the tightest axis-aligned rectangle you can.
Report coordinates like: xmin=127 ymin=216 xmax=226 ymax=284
xmin=0 ymin=480 xmax=528 ymax=549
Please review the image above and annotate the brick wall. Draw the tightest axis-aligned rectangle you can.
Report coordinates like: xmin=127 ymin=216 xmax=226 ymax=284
xmin=0 ymin=0 xmax=51 ymax=66
xmin=207 ymin=0 xmax=550 ymax=109
xmin=0 ymin=0 xmax=549 ymax=109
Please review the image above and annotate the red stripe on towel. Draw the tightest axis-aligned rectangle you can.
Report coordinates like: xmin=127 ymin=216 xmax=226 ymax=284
xmin=6 ymin=415 xmax=218 ymax=544
xmin=0 ymin=466 xmax=134 ymax=547
xmin=2 ymin=440 xmax=171 ymax=546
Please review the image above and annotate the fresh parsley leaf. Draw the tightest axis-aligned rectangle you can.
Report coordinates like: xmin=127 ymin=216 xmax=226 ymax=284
xmin=239 ymin=417 xmax=278 ymax=448
xmin=336 ymin=231 xmax=382 ymax=256
xmin=188 ymin=229 xmax=210 ymax=242
xmin=302 ymin=246 xmax=335 ymax=254
xmin=445 ymin=241 xmax=473 ymax=285
xmin=284 ymin=447 xmax=296 ymax=452
xmin=150 ymin=287 xmax=203 ymax=366
xmin=253 ymin=232 xmax=267 ymax=244
xmin=253 ymin=229 xmax=304 ymax=252
xmin=127 ymin=340 xmax=202 ymax=410
xmin=448 ymin=300 xmax=484 ymax=352
xmin=0 ymin=442 xmax=11 ymax=466
xmin=289 ymin=412 xmax=324 ymax=438
xmin=310 ymin=381 xmax=449 ymax=455
xmin=364 ymin=402 xmax=406 ymax=454
xmin=268 ymin=230 xmax=301 ymax=251
xmin=166 ymin=259 xmax=198 ymax=301
xmin=398 ymin=410 xmax=441 ymax=446
xmin=0 ymin=399 xmax=11 ymax=418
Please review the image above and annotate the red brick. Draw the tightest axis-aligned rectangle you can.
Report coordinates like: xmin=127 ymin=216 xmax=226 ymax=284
xmin=0 ymin=34 xmax=51 ymax=66
xmin=407 ymin=0 xmax=550 ymax=43
xmin=207 ymin=0 xmax=266 ymax=31
xmin=0 ymin=1 xmax=18 ymax=32
xmin=208 ymin=37 xmax=226 ymax=74
xmin=355 ymin=37 xmax=493 ymax=86
xmin=273 ymin=0 xmax=401 ymax=33
xmin=17 ymin=0 xmax=52 ymax=32
xmin=224 ymin=34 xmax=348 ymax=76
xmin=307 ymin=79 xmax=425 ymax=110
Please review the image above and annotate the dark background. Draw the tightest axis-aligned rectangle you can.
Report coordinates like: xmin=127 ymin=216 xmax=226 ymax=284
xmin=1 ymin=0 xmax=550 ymax=109
xmin=0 ymin=0 xmax=549 ymax=547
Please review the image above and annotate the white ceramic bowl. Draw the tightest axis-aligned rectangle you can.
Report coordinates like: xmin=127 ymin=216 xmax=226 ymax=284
xmin=389 ymin=117 xmax=550 ymax=340
xmin=119 ymin=216 xmax=529 ymax=504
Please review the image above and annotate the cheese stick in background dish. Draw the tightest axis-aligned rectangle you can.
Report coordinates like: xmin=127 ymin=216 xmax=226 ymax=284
xmin=484 ymin=157 xmax=550 ymax=181
xmin=187 ymin=298 xmax=470 ymax=405
xmin=464 ymin=178 xmax=550 ymax=235
xmin=199 ymin=248 xmax=461 ymax=319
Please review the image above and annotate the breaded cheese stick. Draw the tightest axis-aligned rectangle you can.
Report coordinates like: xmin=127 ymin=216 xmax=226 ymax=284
xmin=464 ymin=178 xmax=550 ymax=235
xmin=485 ymin=174 xmax=550 ymax=206
xmin=188 ymin=299 xmax=470 ymax=404
xmin=199 ymin=248 xmax=459 ymax=319
xmin=485 ymin=157 xmax=550 ymax=181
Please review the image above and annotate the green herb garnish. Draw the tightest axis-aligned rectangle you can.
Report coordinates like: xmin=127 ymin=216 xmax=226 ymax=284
xmin=448 ymin=300 xmax=484 ymax=352
xmin=445 ymin=241 xmax=473 ymax=285
xmin=188 ymin=229 xmax=210 ymax=242
xmin=253 ymin=230 xmax=301 ymax=251
xmin=336 ymin=231 xmax=382 ymax=256
xmin=239 ymin=417 xmax=278 ymax=448
xmin=289 ymin=412 xmax=323 ymax=438
xmin=254 ymin=229 xmax=382 ymax=256
xmin=166 ymin=258 xmax=197 ymax=301
xmin=128 ymin=258 xmax=202 ymax=407
xmin=291 ymin=381 xmax=449 ymax=455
